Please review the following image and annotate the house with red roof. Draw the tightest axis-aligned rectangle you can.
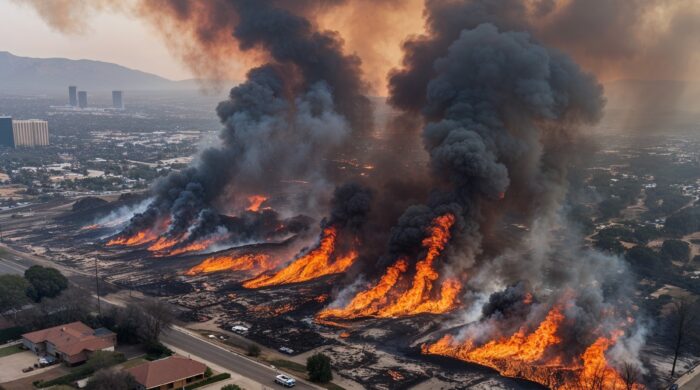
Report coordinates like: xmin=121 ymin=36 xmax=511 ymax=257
xmin=22 ymin=321 xmax=116 ymax=365
xmin=125 ymin=356 xmax=208 ymax=390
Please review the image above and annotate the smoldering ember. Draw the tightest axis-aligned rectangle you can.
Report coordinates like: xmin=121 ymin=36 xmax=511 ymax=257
xmin=2 ymin=1 xmax=700 ymax=390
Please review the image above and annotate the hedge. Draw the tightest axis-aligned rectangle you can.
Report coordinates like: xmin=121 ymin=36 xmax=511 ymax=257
xmin=184 ymin=373 xmax=231 ymax=390
xmin=0 ymin=327 xmax=24 ymax=344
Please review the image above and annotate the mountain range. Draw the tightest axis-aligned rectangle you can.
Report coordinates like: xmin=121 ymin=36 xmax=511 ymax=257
xmin=0 ymin=51 xmax=203 ymax=92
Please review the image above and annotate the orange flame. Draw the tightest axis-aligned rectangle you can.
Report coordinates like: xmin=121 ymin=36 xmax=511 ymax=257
xmin=242 ymin=226 xmax=357 ymax=288
xmin=147 ymin=236 xmax=182 ymax=251
xmin=106 ymin=218 xmax=171 ymax=247
xmin=317 ymin=213 xmax=460 ymax=320
xmin=423 ymin=308 xmax=640 ymax=389
xmin=246 ymin=195 xmax=268 ymax=212
xmin=185 ymin=253 xmax=273 ymax=276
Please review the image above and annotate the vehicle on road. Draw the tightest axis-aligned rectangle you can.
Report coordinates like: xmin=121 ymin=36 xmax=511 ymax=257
xmin=275 ymin=374 xmax=296 ymax=387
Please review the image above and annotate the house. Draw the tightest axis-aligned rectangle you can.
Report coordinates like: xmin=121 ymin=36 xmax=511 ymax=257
xmin=125 ymin=356 xmax=208 ymax=390
xmin=22 ymin=321 xmax=116 ymax=365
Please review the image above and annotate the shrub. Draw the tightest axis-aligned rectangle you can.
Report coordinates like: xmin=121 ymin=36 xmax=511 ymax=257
xmin=184 ymin=373 xmax=231 ymax=389
xmin=246 ymin=343 xmax=261 ymax=357
xmin=307 ymin=353 xmax=333 ymax=383
xmin=660 ymin=239 xmax=690 ymax=261
xmin=144 ymin=341 xmax=173 ymax=360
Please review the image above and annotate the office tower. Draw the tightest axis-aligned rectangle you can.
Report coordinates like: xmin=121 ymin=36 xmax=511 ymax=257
xmin=112 ymin=90 xmax=124 ymax=109
xmin=78 ymin=91 xmax=88 ymax=108
xmin=11 ymin=120 xmax=49 ymax=147
xmin=69 ymin=86 xmax=78 ymax=106
xmin=0 ymin=116 xmax=14 ymax=147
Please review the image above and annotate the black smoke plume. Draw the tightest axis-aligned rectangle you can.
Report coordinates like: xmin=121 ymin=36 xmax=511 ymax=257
xmin=114 ymin=1 xmax=371 ymax=245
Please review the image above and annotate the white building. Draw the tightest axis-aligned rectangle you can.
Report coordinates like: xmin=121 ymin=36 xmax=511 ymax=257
xmin=12 ymin=119 xmax=49 ymax=147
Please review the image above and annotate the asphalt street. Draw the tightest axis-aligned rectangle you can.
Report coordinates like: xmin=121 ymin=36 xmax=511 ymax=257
xmin=162 ymin=327 xmax=315 ymax=390
xmin=0 ymin=245 xmax=315 ymax=389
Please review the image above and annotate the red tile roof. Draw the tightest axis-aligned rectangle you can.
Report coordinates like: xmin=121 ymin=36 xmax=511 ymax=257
xmin=22 ymin=321 xmax=115 ymax=360
xmin=126 ymin=356 xmax=207 ymax=389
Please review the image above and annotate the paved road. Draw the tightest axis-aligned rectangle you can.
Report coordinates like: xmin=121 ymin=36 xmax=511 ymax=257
xmin=0 ymin=251 xmax=30 ymax=275
xmin=162 ymin=328 xmax=315 ymax=390
xmin=0 ymin=244 xmax=315 ymax=389
xmin=678 ymin=364 xmax=700 ymax=390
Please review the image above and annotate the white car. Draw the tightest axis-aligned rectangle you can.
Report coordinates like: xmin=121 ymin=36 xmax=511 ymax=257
xmin=278 ymin=347 xmax=294 ymax=355
xmin=275 ymin=374 xmax=296 ymax=387
xmin=231 ymin=325 xmax=249 ymax=334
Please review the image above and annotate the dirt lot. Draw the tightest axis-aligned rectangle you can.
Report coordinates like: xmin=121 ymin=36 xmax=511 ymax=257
xmin=0 ymin=351 xmax=68 ymax=385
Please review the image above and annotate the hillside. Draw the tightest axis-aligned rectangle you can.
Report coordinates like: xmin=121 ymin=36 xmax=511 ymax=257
xmin=0 ymin=51 xmax=198 ymax=92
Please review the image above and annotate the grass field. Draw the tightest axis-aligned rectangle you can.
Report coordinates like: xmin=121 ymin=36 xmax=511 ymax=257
xmin=0 ymin=344 xmax=23 ymax=357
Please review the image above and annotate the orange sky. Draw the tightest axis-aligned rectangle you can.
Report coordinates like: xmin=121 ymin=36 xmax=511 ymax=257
xmin=3 ymin=0 xmax=699 ymax=94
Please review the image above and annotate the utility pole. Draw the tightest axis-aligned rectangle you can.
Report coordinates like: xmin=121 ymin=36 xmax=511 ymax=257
xmin=94 ymin=256 xmax=102 ymax=317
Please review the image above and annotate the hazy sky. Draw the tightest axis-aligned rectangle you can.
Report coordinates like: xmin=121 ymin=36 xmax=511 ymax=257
xmin=0 ymin=1 xmax=193 ymax=81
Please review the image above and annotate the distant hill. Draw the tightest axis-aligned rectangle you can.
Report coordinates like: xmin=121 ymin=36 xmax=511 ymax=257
xmin=0 ymin=51 xmax=201 ymax=92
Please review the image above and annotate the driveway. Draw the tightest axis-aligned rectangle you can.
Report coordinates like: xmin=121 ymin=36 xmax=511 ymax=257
xmin=0 ymin=351 xmax=65 ymax=383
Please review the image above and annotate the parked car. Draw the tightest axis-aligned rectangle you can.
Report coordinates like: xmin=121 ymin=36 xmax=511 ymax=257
xmin=231 ymin=325 xmax=249 ymax=334
xmin=278 ymin=347 xmax=294 ymax=355
xmin=275 ymin=374 xmax=296 ymax=387
xmin=38 ymin=356 xmax=56 ymax=367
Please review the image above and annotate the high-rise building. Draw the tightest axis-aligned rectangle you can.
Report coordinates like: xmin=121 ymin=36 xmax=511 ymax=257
xmin=69 ymin=86 xmax=78 ymax=106
xmin=11 ymin=120 xmax=49 ymax=147
xmin=78 ymin=91 xmax=88 ymax=108
xmin=112 ymin=90 xmax=124 ymax=109
xmin=0 ymin=116 xmax=14 ymax=147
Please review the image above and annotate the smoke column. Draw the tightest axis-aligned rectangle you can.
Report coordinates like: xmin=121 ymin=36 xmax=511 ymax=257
xmin=117 ymin=0 xmax=373 ymax=242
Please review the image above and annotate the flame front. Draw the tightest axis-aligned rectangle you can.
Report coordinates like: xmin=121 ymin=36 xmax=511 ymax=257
xmin=246 ymin=195 xmax=268 ymax=212
xmin=147 ymin=236 xmax=182 ymax=252
xmin=423 ymin=308 xmax=639 ymax=389
xmin=185 ymin=253 xmax=273 ymax=276
xmin=106 ymin=218 xmax=171 ymax=247
xmin=242 ymin=226 xmax=356 ymax=288
xmin=318 ymin=213 xmax=460 ymax=319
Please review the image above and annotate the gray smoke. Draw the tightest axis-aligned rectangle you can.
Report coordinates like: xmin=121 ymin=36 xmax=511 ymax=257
xmin=116 ymin=1 xmax=371 ymax=244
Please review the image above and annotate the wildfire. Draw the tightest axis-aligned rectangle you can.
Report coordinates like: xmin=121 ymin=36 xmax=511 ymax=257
xmin=242 ymin=226 xmax=357 ymax=288
xmin=185 ymin=253 xmax=273 ymax=276
xmin=317 ymin=213 xmax=460 ymax=320
xmin=147 ymin=236 xmax=181 ymax=252
xmin=106 ymin=218 xmax=171 ymax=247
xmin=80 ymin=224 xmax=100 ymax=231
xmin=107 ymin=229 xmax=158 ymax=246
xmin=422 ymin=307 xmax=640 ymax=389
xmin=246 ymin=195 xmax=268 ymax=212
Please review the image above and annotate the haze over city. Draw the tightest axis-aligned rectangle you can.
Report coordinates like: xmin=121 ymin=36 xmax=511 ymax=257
xmin=1 ymin=2 xmax=700 ymax=390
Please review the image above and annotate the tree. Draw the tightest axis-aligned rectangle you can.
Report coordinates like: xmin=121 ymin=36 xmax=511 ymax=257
xmin=660 ymin=239 xmax=690 ymax=262
xmin=138 ymin=298 xmax=175 ymax=343
xmin=24 ymin=265 xmax=68 ymax=302
xmin=221 ymin=385 xmax=242 ymax=390
xmin=16 ymin=287 xmax=91 ymax=330
xmin=246 ymin=343 xmax=261 ymax=357
xmin=669 ymin=299 xmax=700 ymax=378
xmin=625 ymin=246 xmax=669 ymax=277
xmin=593 ymin=237 xmax=624 ymax=255
xmin=85 ymin=368 xmax=139 ymax=390
xmin=113 ymin=306 xmax=142 ymax=344
xmin=620 ymin=362 xmax=642 ymax=390
xmin=307 ymin=353 xmax=333 ymax=383
xmin=0 ymin=274 xmax=30 ymax=313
